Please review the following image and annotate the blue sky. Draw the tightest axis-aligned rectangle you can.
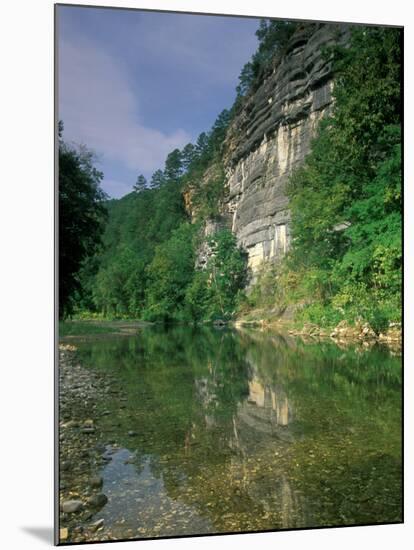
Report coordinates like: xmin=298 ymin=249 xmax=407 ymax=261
xmin=58 ymin=6 xmax=259 ymax=198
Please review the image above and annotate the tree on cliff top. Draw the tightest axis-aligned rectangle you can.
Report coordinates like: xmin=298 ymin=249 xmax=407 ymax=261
xmin=133 ymin=174 xmax=147 ymax=193
xmin=164 ymin=149 xmax=183 ymax=182
xmin=236 ymin=19 xmax=298 ymax=97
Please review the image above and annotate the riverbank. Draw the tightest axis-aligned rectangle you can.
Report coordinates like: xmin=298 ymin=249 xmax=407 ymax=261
xmin=60 ymin=316 xmax=402 ymax=353
xmin=234 ymin=314 xmax=402 ymax=353
xmin=58 ymin=344 xmax=127 ymax=543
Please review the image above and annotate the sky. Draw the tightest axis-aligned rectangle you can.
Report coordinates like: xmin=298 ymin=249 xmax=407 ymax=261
xmin=58 ymin=5 xmax=259 ymax=198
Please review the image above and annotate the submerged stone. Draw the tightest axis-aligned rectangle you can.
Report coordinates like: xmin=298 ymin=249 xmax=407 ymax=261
xmin=89 ymin=475 xmax=103 ymax=488
xmin=87 ymin=493 xmax=108 ymax=509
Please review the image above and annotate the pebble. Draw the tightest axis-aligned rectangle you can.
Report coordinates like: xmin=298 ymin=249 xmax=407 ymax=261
xmin=82 ymin=427 xmax=95 ymax=434
xmin=83 ymin=419 xmax=94 ymax=428
xmin=61 ymin=420 xmax=78 ymax=429
xmin=128 ymin=430 xmax=138 ymax=437
xmin=60 ymin=527 xmax=68 ymax=540
xmin=61 ymin=500 xmax=83 ymax=513
xmin=89 ymin=518 xmax=105 ymax=531
xmin=89 ymin=475 xmax=103 ymax=488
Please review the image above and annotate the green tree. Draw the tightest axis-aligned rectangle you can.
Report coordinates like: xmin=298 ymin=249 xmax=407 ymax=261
xmin=194 ymin=132 xmax=209 ymax=159
xmin=133 ymin=174 xmax=147 ymax=192
xmin=164 ymin=148 xmax=183 ymax=182
xmin=181 ymin=143 xmax=196 ymax=172
xmin=144 ymin=223 xmax=197 ymax=322
xmin=185 ymin=230 xmax=248 ymax=321
xmin=150 ymin=169 xmax=165 ymax=189
xmin=59 ymin=125 xmax=107 ymax=317
xmin=209 ymin=109 xmax=231 ymax=157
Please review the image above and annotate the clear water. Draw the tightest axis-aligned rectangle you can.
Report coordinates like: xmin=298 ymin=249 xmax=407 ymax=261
xmin=71 ymin=325 xmax=402 ymax=538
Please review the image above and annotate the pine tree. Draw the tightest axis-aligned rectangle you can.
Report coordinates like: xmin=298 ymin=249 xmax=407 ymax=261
xmin=164 ymin=149 xmax=183 ymax=182
xmin=150 ymin=169 xmax=165 ymax=189
xmin=133 ymin=174 xmax=147 ymax=193
xmin=181 ymin=143 xmax=196 ymax=172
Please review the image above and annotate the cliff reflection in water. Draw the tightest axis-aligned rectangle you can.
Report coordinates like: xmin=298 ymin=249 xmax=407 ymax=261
xmin=73 ymin=326 xmax=402 ymax=536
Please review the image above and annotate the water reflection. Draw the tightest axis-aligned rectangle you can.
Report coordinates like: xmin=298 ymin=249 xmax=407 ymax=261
xmin=72 ymin=326 xmax=402 ymax=537
xmin=97 ymin=445 xmax=212 ymax=538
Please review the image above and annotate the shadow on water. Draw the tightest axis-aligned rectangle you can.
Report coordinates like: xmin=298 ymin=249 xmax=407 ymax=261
xmin=67 ymin=325 xmax=402 ymax=538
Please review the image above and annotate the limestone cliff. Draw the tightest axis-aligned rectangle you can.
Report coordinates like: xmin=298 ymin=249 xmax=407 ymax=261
xmin=196 ymin=23 xmax=348 ymax=274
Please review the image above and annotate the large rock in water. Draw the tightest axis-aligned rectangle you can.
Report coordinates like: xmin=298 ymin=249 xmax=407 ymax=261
xmin=221 ymin=23 xmax=349 ymax=274
xmin=86 ymin=493 xmax=108 ymax=509
xmin=61 ymin=500 xmax=83 ymax=513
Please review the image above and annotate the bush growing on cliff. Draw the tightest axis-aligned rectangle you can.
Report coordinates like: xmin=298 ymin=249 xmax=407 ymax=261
xmin=185 ymin=230 xmax=248 ymax=321
xmin=246 ymin=263 xmax=283 ymax=311
xmin=189 ymin=164 xmax=226 ymax=219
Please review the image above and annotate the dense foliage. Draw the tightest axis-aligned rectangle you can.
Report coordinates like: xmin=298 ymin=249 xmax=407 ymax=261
xmin=268 ymin=26 xmax=401 ymax=331
xmin=59 ymin=124 xmax=107 ymax=318
xmin=90 ymin=180 xmax=188 ymax=318
xmin=143 ymin=223 xmax=198 ymax=322
xmin=185 ymin=230 xmax=248 ymax=322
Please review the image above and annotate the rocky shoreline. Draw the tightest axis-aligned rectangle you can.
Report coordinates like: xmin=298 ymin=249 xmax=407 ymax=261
xmin=58 ymin=344 xmax=125 ymax=543
xmin=234 ymin=318 xmax=402 ymax=352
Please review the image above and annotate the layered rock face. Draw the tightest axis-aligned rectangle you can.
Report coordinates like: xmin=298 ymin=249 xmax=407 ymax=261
xmin=222 ymin=23 xmax=349 ymax=273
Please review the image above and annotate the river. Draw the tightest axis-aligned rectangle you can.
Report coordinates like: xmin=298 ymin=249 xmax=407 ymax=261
xmin=60 ymin=324 xmax=402 ymax=540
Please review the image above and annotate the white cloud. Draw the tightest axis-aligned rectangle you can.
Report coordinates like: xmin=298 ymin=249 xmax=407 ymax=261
xmin=59 ymin=36 xmax=191 ymax=173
